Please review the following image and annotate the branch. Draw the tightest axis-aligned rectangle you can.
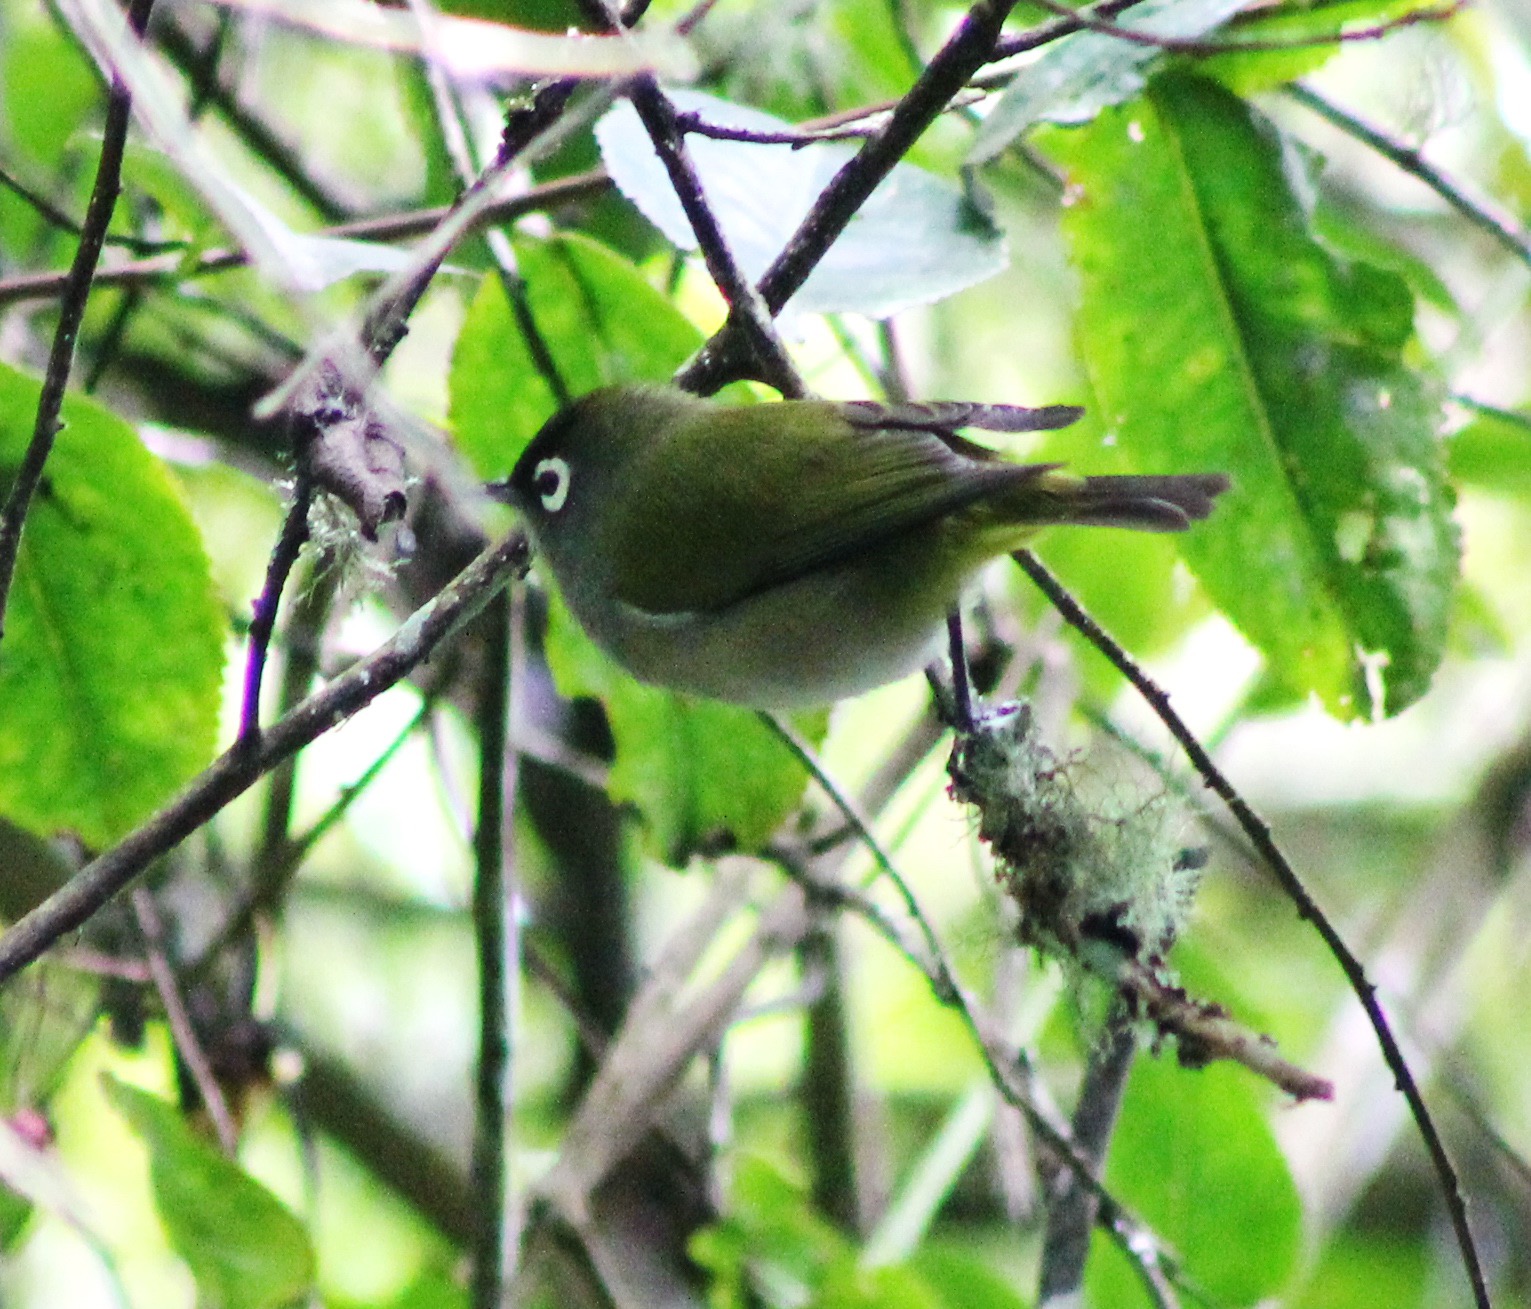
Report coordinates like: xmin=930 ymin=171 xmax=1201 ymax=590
xmin=1022 ymin=0 xmax=1463 ymax=57
xmin=764 ymin=728 xmax=1189 ymax=1297
xmin=238 ymin=470 xmax=316 ymax=743
xmin=471 ymin=589 xmax=517 ymax=1309
xmin=0 ymin=0 xmax=156 ymax=643
xmin=629 ymin=79 xmax=801 ymax=396
xmin=0 ymin=530 xmax=531 ymax=985
xmin=1038 ymin=1005 xmax=1137 ymax=1306
xmin=153 ymin=15 xmax=351 ymax=222
xmin=1285 ymin=82 xmax=1531 ymax=275
xmin=0 ymin=170 xmax=609 ymax=309
xmin=131 ymin=886 xmax=240 ymax=1154
xmin=1014 ymin=549 xmax=1491 ymax=1309
xmin=679 ymin=0 xmax=1024 ymax=392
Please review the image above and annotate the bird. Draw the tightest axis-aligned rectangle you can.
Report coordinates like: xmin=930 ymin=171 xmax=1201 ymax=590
xmin=490 ymin=384 xmax=1230 ymax=709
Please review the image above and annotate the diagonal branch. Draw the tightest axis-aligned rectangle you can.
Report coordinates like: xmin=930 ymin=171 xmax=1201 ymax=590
xmin=679 ymin=0 xmax=1024 ymax=392
xmin=0 ymin=530 xmax=531 ymax=985
xmin=1014 ymin=548 xmax=1491 ymax=1309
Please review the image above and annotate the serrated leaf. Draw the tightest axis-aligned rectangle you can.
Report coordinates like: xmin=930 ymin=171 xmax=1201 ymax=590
xmin=105 ymin=1077 xmax=315 ymax=1309
xmin=449 ymin=232 xmax=706 ymax=481
xmin=0 ymin=365 xmax=225 ymax=846
xmin=1046 ymin=74 xmax=1458 ymax=718
xmin=967 ymin=0 xmax=1248 ymax=164
xmin=544 ymin=594 xmax=821 ymax=866
xmin=1087 ymin=1059 xmax=1301 ymax=1306
xmin=596 ymin=90 xmax=1007 ymax=318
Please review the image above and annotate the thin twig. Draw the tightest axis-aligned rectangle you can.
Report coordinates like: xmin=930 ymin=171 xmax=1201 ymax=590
xmin=0 ymin=530 xmax=532 ymax=985
xmin=628 ymin=78 xmax=802 ymax=396
xmin=471 ymin=589 xmax=516 ymax=1309
xmin=1014 ymin=548 xmax=1491 ymax=1309
xmin=1023 ymin=0 xmax=1463 ymax=57
xmin=188 ymin=692 xmax=436 ymax=977
xmin=762 ymin=725 xmax=1187 ymax=1296
xmin=989 ymin=0 xmax=1146 ymax=59
xmin=238 ymin=471 xmax=315 ymax=744
xmin=249 ymin=548 xmax=337 ymax=920
xmin=0 ymin=163 xmax=183 ymax=254
xmin=1286 ymin=82 xmax=1531 ymax=275
xmin=680 ymin=0 xmax=1024 ymax=393
xmin=154 ymin=15 xmax=351 ymax=222
xmin=130 ymin=887 xmax=240 ymax=1154
xmin=673 ymin=110 xmax=878 ymax=147
xmin=0 ymin=170 xmax=609 ymax=309
xmin=0 ymin=0 xmax=155 ymax=643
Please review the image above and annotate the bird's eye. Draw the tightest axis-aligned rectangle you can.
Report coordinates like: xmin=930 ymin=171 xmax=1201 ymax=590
xmin=533 ymin=457 xmax=571 ymax=512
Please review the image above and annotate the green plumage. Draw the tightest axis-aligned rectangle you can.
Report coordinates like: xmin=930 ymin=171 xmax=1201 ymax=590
xmin=494 ymin=386 xmax=1229 ymax=707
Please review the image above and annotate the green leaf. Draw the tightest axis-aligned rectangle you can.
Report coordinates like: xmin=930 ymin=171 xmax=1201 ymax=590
xmin=0 ymin=365 xmax=225 ymax=846
xmin=1087 ymin=1059 xmax=1301 ymax=1307
xmin=1202 ymin=0 xmax=1450 ymax=93
xmin=544 ymin=594 xmax=821 ymax=865
xmin=967 ymin=0 xmax=1248 ymax=165
xmin=1046 ymin=74 xmax=1458 ymax=718
xmin=0 ymin=20 xmax=99 ymax=171
xmin=449 ymin=231 xmax=707 ymax=481
xmin=817 ymin=1255 xmax=943 ymax=1309
xmin=1294 ymin=1229 xmax=1428 ymax=1309
xmin=596 ymin=90 xmax=1007 ymax=318
xmin=104 ymin=1078 xmax=315 ymax=1309
xmin=909 ymin=1246 xmax=1030 ymax=1309
xmin=693 ymin=1157 xmax=851 ymax=1308
xmin=1447 ymin=404 xmax=1531 ymax=498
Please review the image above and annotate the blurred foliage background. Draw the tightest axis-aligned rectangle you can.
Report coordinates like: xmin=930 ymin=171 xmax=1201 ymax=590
xmin=0 ymin=0 xmax=1529 ymax=1306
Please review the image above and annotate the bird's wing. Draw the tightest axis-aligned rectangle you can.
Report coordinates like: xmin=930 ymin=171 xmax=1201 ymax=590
xmin=605 ymin=400 xmax=1061 ymax=615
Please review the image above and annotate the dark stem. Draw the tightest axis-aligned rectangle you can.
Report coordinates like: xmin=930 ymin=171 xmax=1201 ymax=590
xmin=155 ymin=15 xmax=351 ymax=222
xmin=1014 ymin=549 xmax=1491 ymax=1309
xmin=0 ymin=0 xmax=156 ymax=644
xmin=799 ymin=924 xmax=862 ymax=1232
xmin=238 ymin=471 xmax=316 ymax=744
xmin=947 ymin=611 xmax=975 ymax=731
xmin=1285 ymin=82 xmax=1531 ymax=275
xmin=627 ymin=79 xmax=802 ymax=397
xmin=680 ymin=0 xmax=1023 ymax=393
xmin=132 ymin=886 xmax=240 ymax=1154
xmin=1038 ymin=1004 xmax=1136 ymax=1303
xmin=471 ymin=589 xmax=517 ymax=1309
xmin=250 ymin=551 xmax=337 ymax=913
xmin=0 ymin=171 xmax=609 ymax=310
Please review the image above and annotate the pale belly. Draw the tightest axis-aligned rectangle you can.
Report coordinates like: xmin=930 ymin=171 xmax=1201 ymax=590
xmin=594 ymin=538 xmax=972 ymax=709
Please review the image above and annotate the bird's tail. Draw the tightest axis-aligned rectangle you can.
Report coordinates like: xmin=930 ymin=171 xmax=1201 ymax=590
xmin=1051 ymin=472 xmax=1232 ymax=532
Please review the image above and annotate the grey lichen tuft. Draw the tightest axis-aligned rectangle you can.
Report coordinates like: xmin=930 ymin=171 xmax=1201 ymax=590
xmin=947 ymin=702 xmax=1203 ymax=985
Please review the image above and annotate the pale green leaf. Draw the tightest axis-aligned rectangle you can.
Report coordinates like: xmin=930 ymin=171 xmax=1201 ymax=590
xmin=0 ymin=365 xmax=225 ymax=846
xmin=597 ymin=90 xmax=1007 ymax=318
xmin=105 ymin=1078 xmax=315 ymax=1309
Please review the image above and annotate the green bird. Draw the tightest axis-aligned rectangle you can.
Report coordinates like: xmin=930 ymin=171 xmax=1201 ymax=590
xmin=491 ymin=385 xmax=1229 ymax=709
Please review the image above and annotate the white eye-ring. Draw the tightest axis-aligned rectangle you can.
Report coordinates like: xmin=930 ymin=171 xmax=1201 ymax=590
xmin=532 ymin=456 xmax=571 ymax=512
